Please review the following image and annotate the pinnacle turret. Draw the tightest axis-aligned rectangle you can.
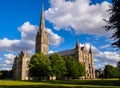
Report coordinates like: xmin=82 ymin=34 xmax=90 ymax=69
xmin=89 ymin=44 xmax=92 ymax=53
xmin=75 ymin=38 xmax=80 ymax=48
xmin=83 ymin=44 xmax=87 ymax=52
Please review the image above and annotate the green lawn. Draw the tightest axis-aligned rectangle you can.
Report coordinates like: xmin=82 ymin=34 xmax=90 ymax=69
xmin=0 ymin=79 xmax=120 ymax=88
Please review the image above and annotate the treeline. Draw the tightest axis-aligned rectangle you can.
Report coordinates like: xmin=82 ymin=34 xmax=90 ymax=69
xmin=0 ymin=70 xmax=13 ymax=79
xmin=95 ymin=61 xmax=120 ymax=79
xmin=29 ymin=53 xmax=86 ymax=80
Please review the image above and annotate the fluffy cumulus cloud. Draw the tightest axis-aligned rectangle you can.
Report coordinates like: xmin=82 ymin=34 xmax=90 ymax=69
xmin=4 ymin=54 xmax=15 ymax=60
xmin=18 ymin=22 xmax=38 ymax=41
xmin=45 ymin=0 xmax=112 ymax=36
xmin=0 ymin=53 xmax=15 ymax=70
xmin=0 ymin=38 xmax=20 ymax=51
xmin=48 ymin=50 xmax=55 ymax=54
xmin=0 ymin=22 xmax=37 ymax=52
xmin=47 ymin=28 xmax=64 ymax=46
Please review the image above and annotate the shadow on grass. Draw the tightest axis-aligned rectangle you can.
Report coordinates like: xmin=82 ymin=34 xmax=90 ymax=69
xmin=0 ymin=85 xmax=83 ymax=88
xmin=0 ymin=80 xmax=120 ymax=88
xmin=0 ymin=84 xmax=120 ymax=88
xmin=26 ymin=80 xmax=120 ymax=86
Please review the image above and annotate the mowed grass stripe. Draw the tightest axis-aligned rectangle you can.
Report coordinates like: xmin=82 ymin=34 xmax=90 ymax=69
xmin=0 ymin=79 xmax=120 ymax=88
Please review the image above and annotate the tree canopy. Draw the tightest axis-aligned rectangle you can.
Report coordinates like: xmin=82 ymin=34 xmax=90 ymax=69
xmin=117 ymin=61 xmax=120 ymax=78
xmin=117 ymin=61 xmax=120 ymax=71
xmin=105 ymin=0 xmax=120 ymax=50
xmin=29 ymin=53 xmax=51 ymax=78
xmin=63 ymin=56 xmax=85 ymax=78
xmin=49 ymin=53 xmax=66 ymax=79
xmin=0 ymin=70 xmax=13 ymax=79
xmin=29 ymin=53 xmax=86 ymax=80
xmin=77 ymin=62 xmax=86 ymax=77
xmin=104 ymin=64 xmax=119 ymax=78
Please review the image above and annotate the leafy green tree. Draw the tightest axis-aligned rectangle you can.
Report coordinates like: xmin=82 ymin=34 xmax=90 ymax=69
xmin=49 ymin=53 xmax=66 ymax=79
xmin=105 ymin=0 xmax=120 ymax=50
xmin=0 ymin=70 xmax=13 ymax=79
xmin=29 ymin=53 xmax=51 ymax=79
xmin=63 ymin=56 xmax=78 ymax=78
xmin=117 ymin=61 xmax=120 ymax=78
xmin=63 ymin=56 xmax=85 ymax=78
xmin=77 ymin=62 xmax=86 ymax=77
xmin=104 ymin=65 xmax=119 ymax=78
xmin=117 ymin=61 xmax=120 ymax=71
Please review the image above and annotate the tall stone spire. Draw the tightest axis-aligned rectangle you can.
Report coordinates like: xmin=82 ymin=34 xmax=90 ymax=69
xmin=35 ymin=5 xmax=48 ymax=55
xmin=39 ymin=4 xmax=45 ymax=32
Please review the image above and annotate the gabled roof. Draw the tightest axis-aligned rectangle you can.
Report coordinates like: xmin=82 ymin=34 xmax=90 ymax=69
xmin=47 ymin=49 xmax=75 ymax=57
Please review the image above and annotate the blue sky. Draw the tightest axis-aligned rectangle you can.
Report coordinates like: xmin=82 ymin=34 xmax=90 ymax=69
xmin=0 ymin=0 xmax=119 ymax=70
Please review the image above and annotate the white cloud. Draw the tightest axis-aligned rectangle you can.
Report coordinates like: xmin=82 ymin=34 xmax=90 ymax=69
xmin=99 ymin=44 xmax=110 ymax=49
xmin=0 ymin=53 xmax=15 ymax=70
xmin=4 ymin=54 xmax=15 ymax=60
xmin=96 ymin=51 xmax=120 ymax=63
xmin=0 ymin=38 xmax=20 ymax=51
xmin=47 ymin=28 xmax=64 ymax=46
xmin=48 ymin=50 xmax=54 ymax=54
xmin=4 ymin=53 xmax=15 ymax=65
xmin=93 ymin=47 xmax=119 ymax=69
xmin=0 ymin=22 xmax=36 ymax=52
xmin=5 ymin=60 xmax=11 ymax=65
xmin=18 ymin=21 xmax=38 ymax=41
xmin=94 ymin=58 xmax=100 ymax=62
xmin=45 ymin=0 xmax=112 ymax=36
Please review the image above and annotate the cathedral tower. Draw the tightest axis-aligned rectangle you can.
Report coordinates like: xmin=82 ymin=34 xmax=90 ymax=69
xmin=35 ymin=5 xmax=48 ymax=55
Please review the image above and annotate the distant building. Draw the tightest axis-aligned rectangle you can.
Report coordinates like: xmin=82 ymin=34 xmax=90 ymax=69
xmin=13 ymin=5 xmax=95 ymax=80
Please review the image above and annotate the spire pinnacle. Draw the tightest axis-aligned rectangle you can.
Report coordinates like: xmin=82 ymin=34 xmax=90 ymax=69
xmin=39 ymin=4 xmax=45 ymax=31
xmin=76 ymin=38 xmax=80 ymax=48
xmin=76 ymin=38 xmax=79 ymax=45
xmin=89 ymin=44 xmax=92 ymax=53
xmin=83 ymin=44 xmax=87 ymax=52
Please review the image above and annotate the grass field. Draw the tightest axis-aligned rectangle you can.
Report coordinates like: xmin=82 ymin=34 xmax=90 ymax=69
xmin=0 ymin=79 xmax=120 ymax=88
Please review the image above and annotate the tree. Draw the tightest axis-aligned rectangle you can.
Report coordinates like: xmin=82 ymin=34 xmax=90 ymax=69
xmin=29 ymin=53 xmax=51 ymax=79
xmin=117 ymin=61 xmax=120 ymax=78
xmin=117 ymin=61 xmax=120 ymax=71
xmin=49 ymin=53 xmax=66 ymax=79
xmin=77 ymin=62 xmax=86 ymax=77
xmin=63 ymin=56 xmax=79 ymax=78
xmin=63 ymin=56 xmax=85 ymax=79
xmin=104 ymin=65 xmax=119 ymax=78
xmin=0 ymin=70 xmax=13 ymax=79
xmin=105 ymin=0 xmax=120 ymax=50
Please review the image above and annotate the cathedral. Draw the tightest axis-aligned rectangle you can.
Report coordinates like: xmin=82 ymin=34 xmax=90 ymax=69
xmin=13 ymin=6 xmax=95 ymax=80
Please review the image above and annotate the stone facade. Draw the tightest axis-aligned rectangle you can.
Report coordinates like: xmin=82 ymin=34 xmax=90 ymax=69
xmin=13 ymin=51 xmax=33 ymax=80
xmin=13 ymin=5 xmax=95 ymax=80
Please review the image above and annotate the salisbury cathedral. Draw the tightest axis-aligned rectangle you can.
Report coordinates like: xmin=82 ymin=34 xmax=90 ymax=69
xmin=13 ymin=6 xmax=95 ymax=80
